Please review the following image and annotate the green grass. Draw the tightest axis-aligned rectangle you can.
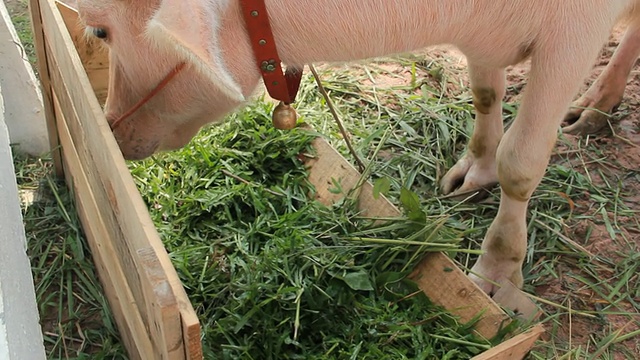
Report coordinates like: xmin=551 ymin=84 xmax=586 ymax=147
xmin=127 ymin=101 xmax=510 ymax=359
xmin=287 ymin=59 xmax=640 ymax=359
xmin=5 ymin=0 xmax=37 ymax=66
xmin=13 ymin=152 xmax=127 ymax=359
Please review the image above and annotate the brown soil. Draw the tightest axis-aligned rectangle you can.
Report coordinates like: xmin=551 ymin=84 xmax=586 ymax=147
xmin=538 ymin=26 xmax=640 ymax=357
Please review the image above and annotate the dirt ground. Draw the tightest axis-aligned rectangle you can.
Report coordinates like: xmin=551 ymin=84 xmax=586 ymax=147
xmin=541 ymin=27 xmax=640 ymax=356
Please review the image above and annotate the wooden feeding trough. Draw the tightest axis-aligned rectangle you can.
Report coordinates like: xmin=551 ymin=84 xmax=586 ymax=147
xmin=29 ymin=0 xmax=545 ymax=359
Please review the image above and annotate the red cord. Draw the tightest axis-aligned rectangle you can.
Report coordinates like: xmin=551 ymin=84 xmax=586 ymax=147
xmin=110 ymin=62 xmax=187 ymax=130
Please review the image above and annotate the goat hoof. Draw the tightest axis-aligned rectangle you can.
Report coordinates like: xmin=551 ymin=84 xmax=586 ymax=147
xmin=562 ymin=109 xmax=610 ymax=136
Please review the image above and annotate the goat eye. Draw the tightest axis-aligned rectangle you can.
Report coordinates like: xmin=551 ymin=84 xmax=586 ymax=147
xmin=93 ymin=28 xmax=108 ymax=39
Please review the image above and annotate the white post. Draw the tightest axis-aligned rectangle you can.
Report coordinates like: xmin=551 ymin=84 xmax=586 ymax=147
xmin=0 ymin=0 xmax=49 ymax=156
xmin=0 ymin=81 xmax=46 ymax=359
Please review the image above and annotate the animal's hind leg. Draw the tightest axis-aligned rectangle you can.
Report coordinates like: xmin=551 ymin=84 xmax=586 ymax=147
xmin=563 ymin=18 xmax=640 ymax=135
xmin=440 ymin=65 xmax=505 ymax=199
xmin=470 ymin=36 xmax=609 ymax=295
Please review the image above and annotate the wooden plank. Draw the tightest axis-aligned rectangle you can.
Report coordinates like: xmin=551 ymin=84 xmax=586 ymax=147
xmin=38 ymin=0 xmax=202 ymax=358
xmin=305 ymin=137 xmax=400 ymax=219
xmin=304 ymin=134 xmax=543 ymax=341
xmin=471 ymin=324 xmax=545 ymax=360
xmin=410 ymin=253 xmax=509 ymax=339
xmin=28 ymin=0 xmax=63 ymax=176
xmin=53 ymin=91 xmax=149 ymax=360
xmin=46 ymin=41 xmax=182 ymax=360
xmin=138 ymin=247 xmax=186 ymax=358
xmin=56 ymin=1 xmax=109 ymax=105
xmin=304 ymin=136 xmax=509 ymax=339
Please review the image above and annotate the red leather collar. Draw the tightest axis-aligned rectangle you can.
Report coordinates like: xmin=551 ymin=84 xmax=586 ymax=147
xmin=239 ymin=0 xmax=303 ymax=104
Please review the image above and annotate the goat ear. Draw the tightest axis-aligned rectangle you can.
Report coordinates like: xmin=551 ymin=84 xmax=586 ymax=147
xmin=146 ymin=0 xmax=245 ymax=101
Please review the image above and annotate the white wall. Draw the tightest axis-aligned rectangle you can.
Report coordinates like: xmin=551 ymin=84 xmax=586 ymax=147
xmin=0 ymin=79 xmax=46 ymax=359
xmin=0 ymin=0 xmax=49 ymax=156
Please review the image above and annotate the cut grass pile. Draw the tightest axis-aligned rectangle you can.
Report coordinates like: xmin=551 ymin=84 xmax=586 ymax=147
xmin=128 ymin=101 xmax=510 ymax=359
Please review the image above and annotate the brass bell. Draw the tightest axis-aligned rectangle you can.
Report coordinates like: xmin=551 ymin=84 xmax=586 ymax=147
xmin=272 ymin=102 xmax=298 ymax=130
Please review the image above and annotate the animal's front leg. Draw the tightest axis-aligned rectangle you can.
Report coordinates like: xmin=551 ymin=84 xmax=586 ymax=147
xmin=469 ymin=191 xmax=527 ymax=295
xmin=563 ymin=19 xmax=640 ymax=135
xmin=470 ymin=38 xmax=607 ymax=295
xmin=440 ymin=65 xmax=505 ymax=200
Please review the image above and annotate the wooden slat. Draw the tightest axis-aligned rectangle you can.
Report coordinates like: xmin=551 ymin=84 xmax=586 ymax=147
xmin=53 ymin=91 xmax=149 ymax=360
xmin=410 ymin=253 xmax=509 ymax=339
xmin=37 ymin=0 xmax=202 ymax=358
xmin=28 ymin=0 xmax=62 ymax=176
xmin=305 ymin=136 xmax=508 ymax=340
xmin=47 ymin=39 xmax=181 ymax=360
xmin=138 ymin=247 xmax=186 ymax=357
xmin=305 ymin=136 xmax=401 ymax=219
xmin=471 ymin=324 xmax=545 ymax=360
xmin=50 ymin=5 xmax=202 ymax=359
